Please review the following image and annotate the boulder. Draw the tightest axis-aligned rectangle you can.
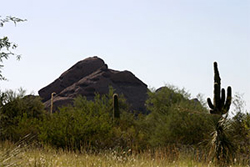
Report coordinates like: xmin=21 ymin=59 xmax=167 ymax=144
xmin=39 ymin=56 xmax=148 ymax=113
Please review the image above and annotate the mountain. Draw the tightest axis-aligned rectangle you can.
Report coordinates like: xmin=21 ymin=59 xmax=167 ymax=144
xmin=38 ymin=56 xmax=148 ymax=112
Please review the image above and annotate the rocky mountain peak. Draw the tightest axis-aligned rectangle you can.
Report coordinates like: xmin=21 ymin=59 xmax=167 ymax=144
xmin=38 ymin=56 xmax=148 ymax=112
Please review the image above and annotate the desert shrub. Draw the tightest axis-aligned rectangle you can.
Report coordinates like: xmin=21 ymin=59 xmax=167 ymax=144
xmin=244 ymin=113 xmax=250 ymax=138
xmin=0 ymin=89 xmax=45 ymax=141
xmin=39 ymin=88 xmax=147 ymax=151
xmin=145 ymin=85 xmax=214 ymax=147
xmin=107 ymin=111 xmax=149 ymax=151
xmin=39 ymin=95 xmax=113 ymax=150
xmin=228 ymin=93 xmax=250 ymax=163
xmin=146 ymin=86 xmax=190 ymax=115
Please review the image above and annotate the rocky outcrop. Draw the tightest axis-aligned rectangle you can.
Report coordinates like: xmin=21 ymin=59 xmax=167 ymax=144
xmin=38 ymin=56 xmax=148 ymax=112
xmin=39 ymin=56 xmax=106 ymax=102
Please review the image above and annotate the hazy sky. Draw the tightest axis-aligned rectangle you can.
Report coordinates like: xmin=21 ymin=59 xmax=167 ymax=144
xmin=1 ymin=0 xmax=249 ymax=111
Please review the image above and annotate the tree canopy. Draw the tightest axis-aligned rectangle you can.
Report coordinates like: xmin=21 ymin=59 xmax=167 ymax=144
xmin=0 ymin=16 xmax=26 ymax=80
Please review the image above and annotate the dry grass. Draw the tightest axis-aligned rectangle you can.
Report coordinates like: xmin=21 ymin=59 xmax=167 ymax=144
xmin=0 ymin=142 xmax=249 ymax=167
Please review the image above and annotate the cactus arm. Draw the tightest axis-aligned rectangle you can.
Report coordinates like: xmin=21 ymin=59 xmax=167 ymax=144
xmin=224 ymin=86 xmax=232 ymax=113
xmin=207 ymin=97 xmax=214 ymax=110
xmin=207 ymin=97 xmax=216 ymax=114
xmin=220 ymin=88 xmax=225 ymax=110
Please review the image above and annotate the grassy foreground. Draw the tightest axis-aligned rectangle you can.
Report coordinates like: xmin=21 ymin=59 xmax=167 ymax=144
xmin=0 ymin=142 xmax=248 ymax=167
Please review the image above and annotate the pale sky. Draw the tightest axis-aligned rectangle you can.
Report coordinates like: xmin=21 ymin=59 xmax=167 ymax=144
xmin=1 ymin=0 xmax=249 ymax=111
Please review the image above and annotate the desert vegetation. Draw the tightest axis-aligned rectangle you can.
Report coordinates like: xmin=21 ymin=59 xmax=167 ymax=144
xmin=0 ymin=82 xmax=249 ymax=166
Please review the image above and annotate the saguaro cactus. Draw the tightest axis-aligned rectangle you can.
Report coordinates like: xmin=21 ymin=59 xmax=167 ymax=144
xmin=50 ymin=92 xmax=56 ymax=114
xmin=113 ymin=93 xmax=120 ymax=119
xmin=207 ymin=62 xmax=234 ymax=165
xmin=207 ymin=62 xmax=232 ymax=115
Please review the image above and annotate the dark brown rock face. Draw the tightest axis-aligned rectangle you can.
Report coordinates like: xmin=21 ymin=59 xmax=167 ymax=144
xmin=38 ymin=56 xmax=148 ymax=112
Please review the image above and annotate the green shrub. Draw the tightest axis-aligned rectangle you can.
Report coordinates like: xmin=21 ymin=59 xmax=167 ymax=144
xmin=38 ymin=88 xmax=146 ymax=151
xmin=145 ymin=85 xmax=214 ymax=146
xmin=39 ymin=95 xmax=112 ymax=150
xmin=230 ymin=109 xmax=250 ymax=163
xmin=0 ymin=89 xmax=45 ymax=141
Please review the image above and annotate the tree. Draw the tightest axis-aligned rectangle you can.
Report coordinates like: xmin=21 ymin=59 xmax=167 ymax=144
xmin=0 ymin=16 xmax=26 ymax=80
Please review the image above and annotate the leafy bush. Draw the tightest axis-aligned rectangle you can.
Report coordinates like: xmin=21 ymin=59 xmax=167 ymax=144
xmin=229 ymin=94 xmax=250 ymax=162
xmin=39 ymin=89 xmax=147 ymax=151
xmin=0 ymin=89 xmax=45 ymax=141
xmin=39 ymin=95 xmax=112 ymax=150
xmin=145 ymin=85 xmax=214 ymax=146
